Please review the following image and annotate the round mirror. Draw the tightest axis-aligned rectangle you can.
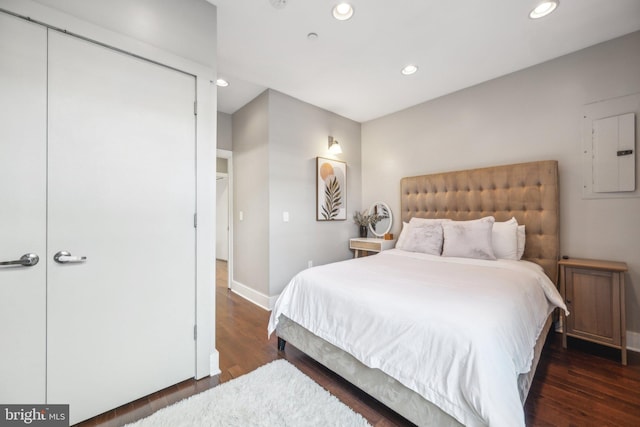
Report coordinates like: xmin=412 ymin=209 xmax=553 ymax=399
xmin=368 ymin=202 xmax=392 ymax=237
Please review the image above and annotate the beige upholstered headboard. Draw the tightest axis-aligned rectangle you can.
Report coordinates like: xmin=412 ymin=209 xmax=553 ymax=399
xmin=400 ymin=160 xmax=559 ymax=283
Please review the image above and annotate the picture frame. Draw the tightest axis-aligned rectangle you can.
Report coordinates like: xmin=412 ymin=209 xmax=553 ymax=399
xmin=316 ymin=157 xmax=347 ymax=221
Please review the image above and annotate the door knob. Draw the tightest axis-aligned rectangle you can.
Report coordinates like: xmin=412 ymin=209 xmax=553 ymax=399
xmin=0 ymin=253 xmax=40 ymax=267
xmin=54 ymin=251 xmax=87 ymax=264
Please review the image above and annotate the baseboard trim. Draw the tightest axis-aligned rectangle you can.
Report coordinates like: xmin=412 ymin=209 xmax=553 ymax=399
xmin=209 ymin=350 xmax=221 ymax=377
xmin=230 ymin=280 xmax=272 ymax=311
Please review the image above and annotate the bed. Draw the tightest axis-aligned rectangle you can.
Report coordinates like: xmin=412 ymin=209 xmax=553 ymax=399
xmin=268 ymin=160 xmax=565 ymax=427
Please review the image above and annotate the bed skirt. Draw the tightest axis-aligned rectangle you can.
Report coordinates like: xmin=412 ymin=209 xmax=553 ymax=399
xmin=276 ymin=314 xmax=553 ymax=427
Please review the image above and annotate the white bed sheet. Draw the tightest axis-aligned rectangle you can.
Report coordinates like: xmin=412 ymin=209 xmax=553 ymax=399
xmin=268 ymin=249 xmax=567 ymax=427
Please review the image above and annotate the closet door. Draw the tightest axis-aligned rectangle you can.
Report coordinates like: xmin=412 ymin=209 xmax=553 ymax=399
xmin=0 ymin=13 xmax=47 ymax=404
xmin=47 ymin=31 xmax=196 ymax=423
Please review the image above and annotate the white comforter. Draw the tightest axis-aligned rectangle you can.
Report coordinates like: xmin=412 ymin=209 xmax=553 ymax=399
xmin=268 ymin=249 xmax=567 ymax=427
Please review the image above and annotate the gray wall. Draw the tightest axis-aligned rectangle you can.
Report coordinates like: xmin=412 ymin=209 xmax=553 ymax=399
xmin=268 ymin=90 xmax=361 ymax=296
xmin=217 ymin=112 xmax=232 ymax=151
xmin=362 ymin=31 xmax=640 ymax=333
xmin=233 ymin=91 xmax=270 ymax=295
xmin=232 ymin=89 xmax=362 ymax=301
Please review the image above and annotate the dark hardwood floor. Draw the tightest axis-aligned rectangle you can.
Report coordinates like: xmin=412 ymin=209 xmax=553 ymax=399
xmin=79 ymin=260 xmax=640 ymax=426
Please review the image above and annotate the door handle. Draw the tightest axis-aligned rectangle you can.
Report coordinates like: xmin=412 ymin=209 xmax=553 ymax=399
xmin=54 ymin=251 xmax=87 ymax=264
xmin=0 ymin=253 xmax=40 ymax=267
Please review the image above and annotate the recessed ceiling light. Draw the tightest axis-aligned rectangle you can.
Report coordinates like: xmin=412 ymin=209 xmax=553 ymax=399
xmin=332 ymin=3 xmax=354 ymax=21
xmin=529 ymin=1 xmax=559 ymax=19
xmin=216 ymin=78 xmax=229 ymax=87
xmin=401 ymin=65 xmax=418 ymax=76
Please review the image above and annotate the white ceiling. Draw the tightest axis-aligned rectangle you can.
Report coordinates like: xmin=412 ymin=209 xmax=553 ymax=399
xmin=209 ymin=0 xmax=640 ymax=123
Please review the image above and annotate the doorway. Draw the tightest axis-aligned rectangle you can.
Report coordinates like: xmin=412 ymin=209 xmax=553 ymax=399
xmin=216 ymin=149 xmax=233 ymax=289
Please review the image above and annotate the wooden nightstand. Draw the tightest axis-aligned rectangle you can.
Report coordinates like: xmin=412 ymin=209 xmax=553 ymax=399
xmin=349 ymin=238 xmax=395 ymax=258
xmin=559 ymin=258 xmax=628 ymax=365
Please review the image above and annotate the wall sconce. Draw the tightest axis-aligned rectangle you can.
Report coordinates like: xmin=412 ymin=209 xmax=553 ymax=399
xmin=328 ymin=136 xmax=342 ymax=154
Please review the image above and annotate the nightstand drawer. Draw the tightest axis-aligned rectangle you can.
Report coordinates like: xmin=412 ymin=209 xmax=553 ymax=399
xmin=350 ymin=240 xmax=382 ymax=251
xmin=349 ymin=238 xmax=395 ymax=258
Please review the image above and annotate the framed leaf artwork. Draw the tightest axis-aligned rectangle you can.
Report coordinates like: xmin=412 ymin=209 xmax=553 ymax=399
xmin=316 ymin=157 xmax=347 ymax=221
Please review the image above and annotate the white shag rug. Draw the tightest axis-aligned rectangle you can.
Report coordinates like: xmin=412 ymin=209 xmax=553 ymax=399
xmin=125 ymin=359 xmax=372 ymax=427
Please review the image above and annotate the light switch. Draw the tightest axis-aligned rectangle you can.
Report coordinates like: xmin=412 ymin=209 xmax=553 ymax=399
xmin=239 ymin=211 xmax=244 ymax=221
xmin=283 ymin=212 xmax=289 ymax=222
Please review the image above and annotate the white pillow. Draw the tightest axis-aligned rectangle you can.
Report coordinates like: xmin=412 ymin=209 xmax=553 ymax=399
xmin=517 ymin=225 xmax=526 ymax=260
xmin=398 ymin=223 xmax=443 ymax=255
xmin=395 ymin=222 xmax=410 ymax=248
xmin=492 ymin=217 xmax=518 ymax=260
xmin=442 ymin=216 xmax=496 ymax=260
xmin=397 ymin=218 xmax=451 ymax=250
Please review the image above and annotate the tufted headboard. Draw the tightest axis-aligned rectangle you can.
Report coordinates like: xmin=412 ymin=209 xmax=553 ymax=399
xmin=400 ymin=160 xmax=559 ymax=283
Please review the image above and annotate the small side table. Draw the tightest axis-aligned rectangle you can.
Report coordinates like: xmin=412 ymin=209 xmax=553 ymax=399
xmin=349 ymin=238 xmax=395 ymax=258
xmin=558 ymin=257 xmax=628 ymax=365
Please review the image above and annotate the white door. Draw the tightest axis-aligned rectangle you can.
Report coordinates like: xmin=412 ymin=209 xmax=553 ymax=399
xmin=46 ymin=31 xmax=196 ymax=423
xmin=0 ymin=13 xmax=47 ymax=404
